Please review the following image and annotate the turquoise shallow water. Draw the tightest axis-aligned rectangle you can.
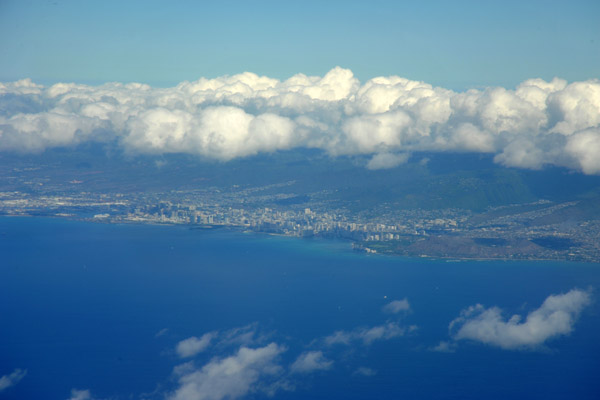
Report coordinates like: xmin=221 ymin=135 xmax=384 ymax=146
xmin=0 ymin=216 xmax=599 ymax=399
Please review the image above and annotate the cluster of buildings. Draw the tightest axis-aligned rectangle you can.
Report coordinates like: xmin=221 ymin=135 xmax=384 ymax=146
xmin=117 ymin=196 xmax=467 ymax=241
xmin=1 ymin=185 xmax=599 ymax=262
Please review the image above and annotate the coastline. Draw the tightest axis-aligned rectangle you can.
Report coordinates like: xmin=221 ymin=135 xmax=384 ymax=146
xmin=2 ymin=213 xmax=598 ymax=265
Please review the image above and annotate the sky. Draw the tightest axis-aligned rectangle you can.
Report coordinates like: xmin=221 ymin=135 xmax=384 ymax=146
xmin=1 ymin=0 xmax=599 ymax=89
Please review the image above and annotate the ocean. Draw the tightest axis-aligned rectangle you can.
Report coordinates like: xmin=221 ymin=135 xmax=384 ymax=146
xmin=0 ymin=216 xmax=599 ymax=399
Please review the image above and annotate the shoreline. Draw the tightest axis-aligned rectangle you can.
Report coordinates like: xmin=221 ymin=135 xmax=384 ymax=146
xmin=1 ymin=213 xmax=598 ymax=265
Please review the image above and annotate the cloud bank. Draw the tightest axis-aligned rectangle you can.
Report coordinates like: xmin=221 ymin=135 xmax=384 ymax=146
xmin=1 ymin=68 xmax=600 ymax=173
xmin=449 ymin=288 xmax=591 ymax=350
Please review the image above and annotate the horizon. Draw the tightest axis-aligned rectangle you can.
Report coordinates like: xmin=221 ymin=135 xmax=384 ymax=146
xmin=1 ymin=1 xmax=599 ymax=89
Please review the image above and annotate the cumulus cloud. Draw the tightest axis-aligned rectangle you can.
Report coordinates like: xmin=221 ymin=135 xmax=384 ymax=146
xmin=565 ymin=130 xmax=600 ymax=174
xmin=382 ymin=298 xmax=411 ymax=314
xmin=0 ymin=368 xmax=26 ymax=392
xmin=176 ymin=332 xmax=217 ymax=358
xmin=449 ymin=288 xmax=591 ymax=350
xmin=290 ymin=351 xmax=333 ymax=373
xmin=169 ymin=343 xmax=286 ymax=400
xmin=2 ymin=69 xmax=600 ymax=173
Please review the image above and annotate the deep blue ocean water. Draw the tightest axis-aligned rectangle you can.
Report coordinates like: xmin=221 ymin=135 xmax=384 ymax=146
xmin=1 ymin=216 xmax=599 ymax=399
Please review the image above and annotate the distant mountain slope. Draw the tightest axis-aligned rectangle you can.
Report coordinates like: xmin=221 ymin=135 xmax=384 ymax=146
xmin=1 ymin=147 xmax=599 ymax=213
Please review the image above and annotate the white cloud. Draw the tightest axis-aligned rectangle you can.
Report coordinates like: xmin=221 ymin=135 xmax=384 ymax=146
xmin=2 ymin=70 xmax=600 ymax=174
xmin=366 ymin=153 xmax=410 ymax=170
xmin=218 ymin=323 xmax=267 ymax=347
xmin=547 ymin=81 xmax=600 ymax=135
xmin=322 ymin=330 xmax=353 ymax=346
xmin=155 ymin=328 xmax=169 ymax=338
xmin=429 ymin=341 xmax=456 ymax=353
xmin=493 ymin=137 xmax=547 ymax=170
xmin=122 ymin=106 xmax=296 ymax=160
xmin=446 ymin=123 xmax=495 ymax=152
xmin=449 ymin=288 xmax=591 ymax=350
xmin=565 ymin=129 xmax=600 ymax=174
xmin=290 ymin=351 xmax=333 ymax=373
xmin=0 ymin=79 xmax=44 ymax=96
xmin=324 ymin=322 xmax=410 ymax=346
xmin=173 ymin=361 xmax=196 ymax=377
xmin=382 ymin=298 xmax=411 ymax=314
xmin=0 ymin=368 xmax=26 ymax=392
xmin=169 ymin=343 xmax=286 ymax=400
xmin=360 ymin=323 xmax=411 ymax=344
xmin=176 ymin=324 xmax=266 ymax=360
xmin=0 ymin=111 xmax=106 ymax=152
xmin=353 ymin=367 xmax=377 ymax=376
xmin=67 ymin=389 xmax=93 ymax=400
xmin=176 ymin=332 xmax=217 ymax=358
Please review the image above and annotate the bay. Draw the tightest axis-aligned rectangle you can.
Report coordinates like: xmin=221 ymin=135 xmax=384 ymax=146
xmin=0 ymin=216 xmax=599 ymax=399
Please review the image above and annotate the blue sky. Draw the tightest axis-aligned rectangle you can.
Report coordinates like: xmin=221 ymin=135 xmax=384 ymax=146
xmin=1 ymin=0 xmax=598 ymax=89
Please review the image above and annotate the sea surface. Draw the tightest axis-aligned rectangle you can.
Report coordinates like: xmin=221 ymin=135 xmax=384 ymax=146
xmin=0 ymin=216 xmax=599 ymax=399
